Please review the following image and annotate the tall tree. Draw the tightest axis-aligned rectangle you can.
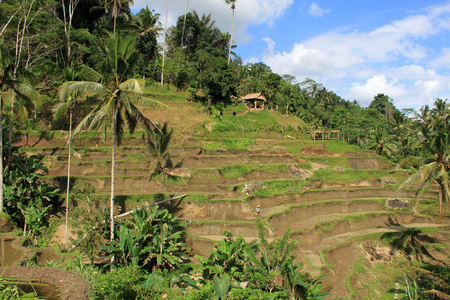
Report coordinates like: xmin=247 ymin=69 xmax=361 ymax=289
xmin=224 ymin=0 xmax=236 ymax=64
xmin=0 ymin=43 xmax=34 ymax=212
xmin=53 ymin=68 xmax=84 ymax=250
xmin=161 ymin=0 xmax=169 ymax=86
xmin=62 ymin=0 xmax=81 ymax=67
xmin=59 ymin=31 xmax=165 ymax=244
xmin=399 ymin=99 xmax=450 ymax=218
xmin=181 ymin=0 xmax=189 ymax=48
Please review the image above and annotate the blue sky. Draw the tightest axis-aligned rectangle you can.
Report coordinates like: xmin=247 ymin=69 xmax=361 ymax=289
xmin=131 ymin=0 xmax=450 ymax=109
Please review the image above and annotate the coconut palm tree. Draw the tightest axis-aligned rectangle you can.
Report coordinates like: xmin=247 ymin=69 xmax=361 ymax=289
xmin=133 ymin=6 xmax=161 ymax=36
xmin=367 ymin=127 xmax=397 ymax=158
xmin=53 ymin=68 xmax=85 ymax=251
xmin=59 ymin=31 xmax=165 ymax=243
xmin=224 ymin=0 xmax=236 ymax=64
xmin=399 ymin=99 xmax=450 ymax=218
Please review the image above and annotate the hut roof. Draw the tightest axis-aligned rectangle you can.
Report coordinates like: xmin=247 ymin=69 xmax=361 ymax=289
xmin=241 ymin=92 xmax=267 ymax=102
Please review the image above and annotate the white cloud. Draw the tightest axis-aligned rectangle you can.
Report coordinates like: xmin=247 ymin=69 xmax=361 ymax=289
xmin=261 ymin=3 xmax=450 ymax=108
xmin=349 ymin=75 xmax=408 ymax=106
xmin=430 ymin=48 xmax=450 ymax=68
xmin=131 ymin=0 xmax=294 ymax=43
xmin=308 ymin=2 xmax=330 ymax=17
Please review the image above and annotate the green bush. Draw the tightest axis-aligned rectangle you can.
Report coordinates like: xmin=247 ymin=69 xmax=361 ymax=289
xmin=92 ymin=266 xmax=147 ymax=300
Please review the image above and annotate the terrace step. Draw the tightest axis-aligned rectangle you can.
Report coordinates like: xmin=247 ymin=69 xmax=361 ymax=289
xmin=299 ymin=222 xmax=448 ymax=271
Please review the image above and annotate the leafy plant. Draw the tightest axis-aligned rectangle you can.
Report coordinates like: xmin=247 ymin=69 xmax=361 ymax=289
xmin=196 ymin=231 xmax=256 ymax=282
xmin=70 ymin=181 xmax=110 ymax=263
xmin=104 ymin=205 xmax=189 ymax=271
xmin=214 ymin=273 xmax=230 ymax=299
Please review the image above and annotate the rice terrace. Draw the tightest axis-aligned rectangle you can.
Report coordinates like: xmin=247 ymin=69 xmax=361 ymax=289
xmin=1 ymin=1 xmax=449 ymax=299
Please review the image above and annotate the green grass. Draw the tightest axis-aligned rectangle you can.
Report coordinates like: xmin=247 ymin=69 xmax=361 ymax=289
xmin=191 ymin=169 xmax=219 ymax=182
xmin=240 ymin=179 xmax=308 ymax=197
xmin=219 ymin=164 xmax=288 ymax=178
xmin=211 ymin=110 xmax=282 ymax=133
xmin=346 ymin=258 xmax=367 ymax=299
xmin=325 ymin=140 xmax=361 ymax=153
xmin=315 ymin=211 xmax=395 ymax=234
xmin=199 ymin=138 xmax=255 ymax=151
xmin=309 ymin=169 xmax=406 ymax=185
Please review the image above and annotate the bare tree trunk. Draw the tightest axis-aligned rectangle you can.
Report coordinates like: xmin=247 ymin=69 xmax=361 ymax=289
xmin=65 ymin=110 xmax=72 ymax=251
xmin=161 ymin=0 xmax=169 ymax=86
xmin=62 ymin=0 xmax=80 ymax=67
xmin=0 ymin=0 xmax=28 ymax=37
xmin=227 ymin=5 xmax=235 ymax=64
xmin=0 ymin=93 xmax=3 ymax=212
xmin=181 ymin=0 xmax=189 ymax=48
xmin=8 ymin=0 xmax=36 ymax=166
xmin=110 ymin=107 xmax=118 ymax=265
xmin=439 ymin=184 xmax=444 ymax=218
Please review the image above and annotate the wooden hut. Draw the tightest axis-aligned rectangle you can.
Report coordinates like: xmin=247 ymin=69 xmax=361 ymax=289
xmin=242 ymin=93 xmax=267 ymax=110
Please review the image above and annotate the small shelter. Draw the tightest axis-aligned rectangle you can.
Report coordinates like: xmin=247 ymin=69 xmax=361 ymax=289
xmin=311 ymin=130 xmax=340 ymax=141
xmin=242 ymin=93 xmax=267 ymax=110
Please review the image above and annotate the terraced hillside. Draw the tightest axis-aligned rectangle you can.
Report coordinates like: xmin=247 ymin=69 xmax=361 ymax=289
xmin=16 ymin=101 xmax=450 ymax=299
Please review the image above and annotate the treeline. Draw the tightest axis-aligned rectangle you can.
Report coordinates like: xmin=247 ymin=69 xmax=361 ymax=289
xmin=0 ymin=0 xmax=440 ymax=163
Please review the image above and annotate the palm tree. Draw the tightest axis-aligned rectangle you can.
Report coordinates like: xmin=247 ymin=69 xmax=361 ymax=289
xmin=133 ymin=6 xmax=161 ymax=36
xmin=367 ymin=127 xmax=397 ymax=158
xmin=224 ymin=0 xmax=236 ymax=64
xmin=399 ymin=99 xmax=450 ymax=218
xmin=53 ymin=68 xmax=84 ymax=251
xmin=59 ymin=31 xmax=165 ymax=243
xmin=144 ymin=121 xmax=172 ymax=182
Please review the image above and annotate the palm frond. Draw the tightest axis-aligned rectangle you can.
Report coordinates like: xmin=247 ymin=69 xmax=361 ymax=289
xmin=59 ymin=81 xmax=106 ymax=102
xmin=72 ymin=104 xmax=103 ymax=137
xmin=423 ymin=290 xmax=450 ymax=300
xmin=78 ymin=65 xmax=104 ymax=83
xmin=120 ymin=78 xmax=144 ymax=95
xmin=52 ymin=102 xmax=68 ymax=120
xmin=136 ymin=95 xmax=167 ymax=109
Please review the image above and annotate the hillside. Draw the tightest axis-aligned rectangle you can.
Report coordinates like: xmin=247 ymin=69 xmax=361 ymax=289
xmin=14 ymin=93 xmax=450 ymax=299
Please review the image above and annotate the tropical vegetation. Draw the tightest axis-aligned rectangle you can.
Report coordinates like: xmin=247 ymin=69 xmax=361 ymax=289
xmin=0 ymin=0 xmax=449 ymax=298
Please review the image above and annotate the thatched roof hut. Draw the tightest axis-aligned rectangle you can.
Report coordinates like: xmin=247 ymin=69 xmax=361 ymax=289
xmin=241 ymin=93 xmax=267 ymax=110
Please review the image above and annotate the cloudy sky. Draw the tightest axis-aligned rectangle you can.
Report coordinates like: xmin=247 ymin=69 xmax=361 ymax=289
xmin=131 ymin=0 xmax=450 ymax=109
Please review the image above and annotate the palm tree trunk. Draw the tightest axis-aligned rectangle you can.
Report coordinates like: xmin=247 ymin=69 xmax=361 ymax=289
xmin=65 ymin=110 xmax=72 ymax=251
xmin=161 ymin=0 xmax=169 ymax=86
xmin=111 ymin=114 xmax=117 ymax=243
xmin=0 ymin=93 xmax=3 ymax=212
xmin=439 ymin=184 xmax=444 ymax=218
xmin=181 ymin=0 xmax=189 ymax=48
xmin=227 ymin=6 xmax=234 ymax=64
xmin=7 ymin=98 xmax=14 ymax=168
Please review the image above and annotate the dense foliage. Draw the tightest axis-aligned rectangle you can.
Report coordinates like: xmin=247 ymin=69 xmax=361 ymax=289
xmin=1 ymin=0 xmax=450 ymax=299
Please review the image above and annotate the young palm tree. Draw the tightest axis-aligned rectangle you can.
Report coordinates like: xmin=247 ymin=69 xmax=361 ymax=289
xmin=59 ymin=31 xmax=165 ymax=243
xmin=224 ymin=0 xmax=236 ymax=64
xmin=399 ymin=99 xmax=450 ymax=218
xmin=144 ymin=121 xmax=173 ymax=183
